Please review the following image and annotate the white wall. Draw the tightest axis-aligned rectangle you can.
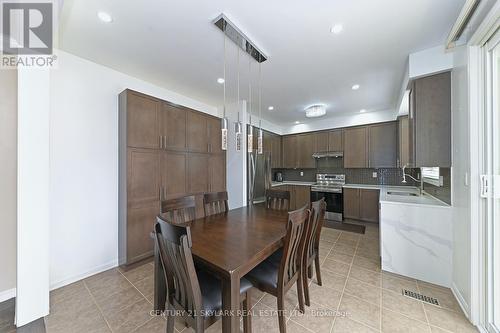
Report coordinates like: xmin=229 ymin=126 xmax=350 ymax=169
xmin=409 ymin=45 xmax=454 ymax=79
xmin=49 ymin=50 xmax=218 ymax=289
xmin=450 ymin=45 xmax=471 ymax=315
xmin=282 ymin=109 xmax=397 ymax=135
xmin=0 ymin=70 xmax=17 ymax=302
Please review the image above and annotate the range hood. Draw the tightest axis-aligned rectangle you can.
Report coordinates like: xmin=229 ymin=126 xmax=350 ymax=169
xmin=312 ymin=151 xmax=343 ymax=159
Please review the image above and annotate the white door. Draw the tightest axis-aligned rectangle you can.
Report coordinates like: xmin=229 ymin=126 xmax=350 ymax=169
xmin=484 ymin=29 xmax=500 ymax=333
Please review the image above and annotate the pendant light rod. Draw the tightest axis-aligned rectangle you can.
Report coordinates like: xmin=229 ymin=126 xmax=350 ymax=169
xmin=258 ymin=56 xmax=262 ymax=129
xmin=213 ymin=14 xmax=268 ymax=63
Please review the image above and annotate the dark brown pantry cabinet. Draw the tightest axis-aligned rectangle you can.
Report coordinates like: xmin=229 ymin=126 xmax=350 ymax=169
xmin=119 ymin=89 xmax=226 ymax=265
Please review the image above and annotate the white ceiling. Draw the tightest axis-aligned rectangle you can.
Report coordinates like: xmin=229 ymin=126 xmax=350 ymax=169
xmin=59 ymin=0 xmax=464 ymax=125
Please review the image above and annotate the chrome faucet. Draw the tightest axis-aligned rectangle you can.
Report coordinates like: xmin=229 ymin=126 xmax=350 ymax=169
xmin=401 ymin=164 xmax=423 ymax=195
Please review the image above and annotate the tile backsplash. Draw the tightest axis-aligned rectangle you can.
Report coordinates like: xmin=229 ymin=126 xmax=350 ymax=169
xmin=273 ymin=157 xmax=418 ymax=186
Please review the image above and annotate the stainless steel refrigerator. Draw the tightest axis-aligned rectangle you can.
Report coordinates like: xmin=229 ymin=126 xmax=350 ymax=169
xmin=247 ymin=151 xmax=272 ymax=205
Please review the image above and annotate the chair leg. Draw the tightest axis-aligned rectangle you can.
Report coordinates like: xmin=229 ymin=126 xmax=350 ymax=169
xmin=303 ymin=264 xmax=311 ymax=307
xmin=307 ymin=265 xmax=313 ymax=278
xmin=296 ymin=274 xmax=305 ymax=314
xmin=242 ymin=291 xmax=252 ymax=333
xmin=165 ymin=303 xmax=175 ymax=333
xmin=314 ymin=255 xmax=322 ymax=286
xmin=277 ymin=292 xmax=287 ymax=333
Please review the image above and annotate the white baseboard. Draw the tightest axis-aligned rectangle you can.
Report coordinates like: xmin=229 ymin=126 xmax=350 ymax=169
xmin=0 ymin=288 xmax=16 ymax=303
xmin=451 ymin=282 xmax=471 ymax=319
xmin=50 ymin=259 xmax=119 ymax=291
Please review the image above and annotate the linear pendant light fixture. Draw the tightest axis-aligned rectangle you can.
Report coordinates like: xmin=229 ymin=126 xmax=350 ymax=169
xmin=214 ymin=14 xmax=268 ymax=153
xmin=257 ymin=57 xmax=263 ymax=154
xmin=235 ymin=48 xmax=242 ymax=152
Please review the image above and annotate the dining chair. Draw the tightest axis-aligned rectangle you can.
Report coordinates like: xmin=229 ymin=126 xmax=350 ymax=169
xmin=265 ymin=189 xmax=291 ymax=211
xmin=246 ymin=205 xmax=310 ymax=333
xmin=203 ymin=191 xmax=229 ymax=216
xmin=161 ymin=195 xmax=196 ymax=224
xmin=154 ymin=216 xmax=253 ymax=333
xmin=302 ymin=198 xmax=327 ymax=306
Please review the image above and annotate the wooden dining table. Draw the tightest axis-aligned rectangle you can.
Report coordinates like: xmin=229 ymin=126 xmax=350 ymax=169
xmin=153 ymin=203 xmax=289 ymax=333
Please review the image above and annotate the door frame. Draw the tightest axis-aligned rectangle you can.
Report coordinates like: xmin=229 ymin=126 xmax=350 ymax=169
xmin=468 ymin=2 xmax=500 ymax=331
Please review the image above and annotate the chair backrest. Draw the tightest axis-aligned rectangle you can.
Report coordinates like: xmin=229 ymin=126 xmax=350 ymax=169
xmin=278 ymin=205 xmax=310 ymax=288
xmin=154 ymin=216 xmax=202 ymax=316
xmin=265 ymin=189 xmax=291 ymax=211
xmin=306 ymin=199 xmax=327 ymax=259
xmin=203 ymin=191 xmax=229 ymax=216
xmin=161 ymin=195 xmax=196 ymax=224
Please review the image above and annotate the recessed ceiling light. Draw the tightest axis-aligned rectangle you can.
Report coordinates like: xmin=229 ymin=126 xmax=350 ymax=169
xmin=295 ymin=121 xmax=300 ymax=124
xmin=97 ymin=11 xmax=113 ymax=23
xmin=360 ymin=109 xmax=367 ymax=113
xmin=352 ymin=84 xmax=360 ymax=90
xmin=268 ymin=106 xmax=274 ymax=111
xmin=217 ymin=78 xmax=225 ymax=84
xmin=331 ymin=24 xmax=343 ymax=34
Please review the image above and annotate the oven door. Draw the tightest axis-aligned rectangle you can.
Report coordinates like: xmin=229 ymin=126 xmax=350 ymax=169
xmin=310 ymin=191 xmax=343 ymax=221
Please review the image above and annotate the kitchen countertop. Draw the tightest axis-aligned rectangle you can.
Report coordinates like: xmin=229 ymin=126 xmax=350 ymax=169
xmin=271 ymin=181 xmax=315 ymax=187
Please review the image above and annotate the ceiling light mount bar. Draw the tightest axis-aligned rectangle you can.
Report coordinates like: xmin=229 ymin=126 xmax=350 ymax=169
xmin=213 ymin=14 xmax=268 ymax=63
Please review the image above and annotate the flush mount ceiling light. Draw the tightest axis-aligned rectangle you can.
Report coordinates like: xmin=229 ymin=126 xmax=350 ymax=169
xmin=295 ymin=121 xmax=300 ymax=124
xmin=359 ymin=109 xmax=367 ymax=113
xmin=351 ymin=84 xmax=360 ymax=90
xmin=268 ymin=106 xmax=274 ymax=111
xmin=330 ymin=24 xmax=343 ymax=34
xmin=217 ymin=78 xmax=225 ymax=84
xmin=305 ymin=104 xmax=327 ymax=118
xmin=97 ymin=11 xmax=113 ymax=23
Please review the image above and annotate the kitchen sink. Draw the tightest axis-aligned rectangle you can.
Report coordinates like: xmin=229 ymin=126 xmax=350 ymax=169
xmin=387 ymin=191 xmax=419 ymax=197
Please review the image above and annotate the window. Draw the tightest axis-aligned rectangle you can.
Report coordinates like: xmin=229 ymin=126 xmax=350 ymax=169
xmin=421 ymin=167 xmax=441 ymax=186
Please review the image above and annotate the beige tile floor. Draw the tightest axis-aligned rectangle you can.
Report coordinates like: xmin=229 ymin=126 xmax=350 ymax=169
xmin=44 ymin=223 xmax=478 ymax=333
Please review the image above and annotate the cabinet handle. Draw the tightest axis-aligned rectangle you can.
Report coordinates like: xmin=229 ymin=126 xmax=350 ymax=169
xmin=159 ymin=187 xmax=162 ymax=201
xmin=159 ymin=136 xmax=163 ymax=149
xmin=163 ymin=136 xmax=167 ymax=150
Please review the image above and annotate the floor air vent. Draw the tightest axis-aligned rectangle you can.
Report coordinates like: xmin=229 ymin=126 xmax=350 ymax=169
xmin=402 ymin=289 xmax=439 ymax=306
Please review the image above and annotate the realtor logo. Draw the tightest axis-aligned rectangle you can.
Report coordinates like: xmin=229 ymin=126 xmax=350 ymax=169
xmin=2 ymin=2 xmax=53 ymax=55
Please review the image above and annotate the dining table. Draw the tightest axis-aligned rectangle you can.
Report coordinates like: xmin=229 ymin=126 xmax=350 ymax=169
xmin=153 ymin=203 xmax=289 ymax=333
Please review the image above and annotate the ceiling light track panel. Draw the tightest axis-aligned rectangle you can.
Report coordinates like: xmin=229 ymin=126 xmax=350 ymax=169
xmin=213 ymin=14 xmax=268 ymax=63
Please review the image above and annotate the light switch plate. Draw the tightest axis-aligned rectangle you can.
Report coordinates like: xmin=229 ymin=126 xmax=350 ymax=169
xmin=372 ymin=172 xmax=377 ymax=178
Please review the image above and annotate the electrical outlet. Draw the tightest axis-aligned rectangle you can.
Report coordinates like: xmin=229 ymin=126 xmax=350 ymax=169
xmin=300 ymin=171 xmax=304 ymax=177
xmin=372 ymin=172 xmax=377 ymax=178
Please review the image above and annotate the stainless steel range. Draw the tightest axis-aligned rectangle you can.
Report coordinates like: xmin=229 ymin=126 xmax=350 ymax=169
xmin=311 ymin=174 xmax=345 ymax=221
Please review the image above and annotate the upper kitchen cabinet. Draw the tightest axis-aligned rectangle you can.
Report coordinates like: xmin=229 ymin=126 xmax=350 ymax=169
xmin=398 ymin=116 xmax=409 ymax=167
xmin=282 ymin=135 xmax=298 ymax=168
xmin=343 ymin=127 xmax=368 ymax=168
xmin=314 ymin=132 xmax=329 ymax=152
xmin=161 ymin=103 xmax=186 ymax=151
xmin=271 ymin=134 xmax=282 ymax=168
xmin=124 ymin=91 xmax=160 ymax=149
xmin=328 ymin=130 xmax=343 ymax=152
xmin=409 ymin=72 xmax=451 ymax=167
xmin=296 ymin=133 xmax=315 ymax=168
xmin=187 ymin=111 xmax=209 ymax=153
xmin=207 ymin=117 xmax=223 ymax=153
xmin=368 ymin=122 xmax=398 ymax=168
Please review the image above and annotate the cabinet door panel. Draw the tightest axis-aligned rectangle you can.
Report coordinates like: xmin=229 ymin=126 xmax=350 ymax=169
xmin=282 ymin=136 xmax=297 ymax=168
xmin=297 ymin=134 xmax=315 ymax=168
xmin=163 ymin=103 xmax=186 ymax=150
xmin=161 ymin=152 xmax=187 ymax=199
xmin=127 ymin=92 xmax=160 ymax=149
xmin=328 ymin=130 xmax=343 ymax=151
xmin=208 ymin=117 xmax=223 ymax=153
xmin=343 ymin=127 xmax=368 ymax=168
xmin=187 ymin=111 xmax=208 ymax=152
xmin=128 ymin=149 xmax=160 ymax=206
xmin=315 ymin=132 xmax=329 ymax=152
xmin=187 ymin=154 xmax=209 ymax=193
xmin=360 ymin=189 xmax=379 ymax=223
xmin=369 ymin=122 xmax=397 ymax=168
xmin=209 ymin=154 xmax=226 ymax=193
xmin=271 ymin=135 xmax=282 ymax=168
xmin=343 ymin=188 xmax=359 ymax=220
xmin=127 ymin=201 xmax=158 ymax=263
xmin=294 ymin=186 xmax=311 ymax=209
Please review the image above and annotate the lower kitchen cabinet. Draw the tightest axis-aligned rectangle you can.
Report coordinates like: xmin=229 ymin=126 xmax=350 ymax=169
xmin=343 ymin=187 xmax=380 ymax=223
xmin=273 ymin=185 xmax=311 ymax=210
xmin=125 ymin=200 xmax=159 ymax=263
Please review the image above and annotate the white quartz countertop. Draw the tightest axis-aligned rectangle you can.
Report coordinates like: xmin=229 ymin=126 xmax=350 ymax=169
xmin=271 ymin=181 xmax=315 ymax=187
